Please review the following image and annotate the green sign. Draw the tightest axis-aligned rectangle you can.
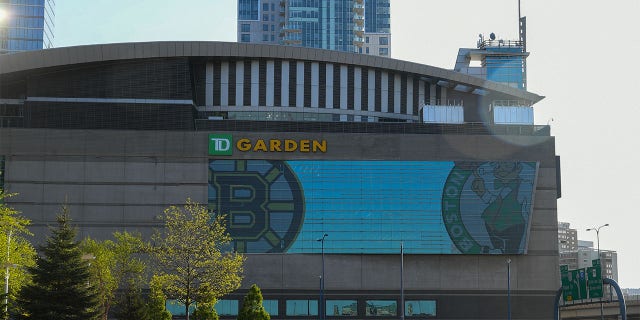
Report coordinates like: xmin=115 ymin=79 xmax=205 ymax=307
xmin=208 ymin=134 xmax=233 ymax=156
xmin=561 ymin=260 xmax=603 ymax=302
xmin=588 ymin=259 xmax=603 ymax=299
xmin=565 ymin=268 xmax=587 ymax=301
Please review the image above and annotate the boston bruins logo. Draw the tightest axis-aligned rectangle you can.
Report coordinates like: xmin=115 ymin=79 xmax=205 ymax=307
xmin=208 ymin=160 xmax=305 ymax=253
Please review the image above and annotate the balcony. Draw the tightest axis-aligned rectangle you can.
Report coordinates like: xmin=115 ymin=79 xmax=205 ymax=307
xmin=353 ymin=14 xmax=365 ymax=26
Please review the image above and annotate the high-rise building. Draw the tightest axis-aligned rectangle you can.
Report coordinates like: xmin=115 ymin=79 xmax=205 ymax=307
xmin=557 ymin=223 xmax=618 ymax=282
xmin=558 ymin=221 xmax=578 ymax=252
xmin=237 ymin=0 xmax=391 ymax=56
xmin=0 ymin=0 xmax=55 ymax=54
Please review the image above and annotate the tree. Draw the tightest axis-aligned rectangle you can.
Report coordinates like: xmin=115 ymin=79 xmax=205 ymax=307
xmin=16 ymin=206 xmax=101 ymax=320
xmin=0 ymin=191 xmax=36 ymax=319
xmin=151 ymin=199 xmax=244 ymax=320
xmin=238 ymin=284 xmax=270 ymax=320
xmin=145 ymin=275 xmax=171 ymax=320
xmin=112 ymin=283 xmax=149 ymax=320
xmin=81 ymin=231 xmax=147 ymax=319
xmin=80 ymin=238 xmax=116 ymax=320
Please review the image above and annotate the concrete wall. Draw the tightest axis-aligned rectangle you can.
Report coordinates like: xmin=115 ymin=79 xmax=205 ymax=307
xmin=0 ymin=127 xmax=559 ymax=319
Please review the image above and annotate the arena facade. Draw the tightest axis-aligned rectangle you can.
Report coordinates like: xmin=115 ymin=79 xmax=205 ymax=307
xmin=0 ymin=42 xmax=560 ymax=319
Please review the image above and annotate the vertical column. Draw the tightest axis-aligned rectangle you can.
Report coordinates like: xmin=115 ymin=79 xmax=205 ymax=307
xmin=394 ymin=74 xmax=401 ymax=114
xmin=281 ymin=61 xmax=290 ymax=107
xmin=296 ymin=61 xmax=305 ymax=108
xmin=206 ymin=62 xmax=214 ymax=107
xmin=407 ymin=76 xmax=414 ymax=116
xmin=441 ymin=86 xmax=448 ymax=105
xmin=251 ymin=60 xmax=259 ymax=106
xmin=311 ymin=62 xmax=320 ymax=108
xmin=368 ymin=69 xmax=375 ymax=112
xmin=326 ymin=64 xmax=334 ymax=109
xmin=381 ymin=72 xmax=389 ymax=113
xmin=354 ymin=67 xmax=362 ymax=111
xmin=266 ymin=60 xmax=275 ymax=107
xmin=340 ymin=65 xmax=348 ymax=110
xmin=235 ymin=61 xmax=244 ymax=106
xmin=220 ymin=62 xmax=229 ymax=107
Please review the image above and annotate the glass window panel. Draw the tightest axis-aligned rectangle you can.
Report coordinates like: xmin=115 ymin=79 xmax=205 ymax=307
xmin=263 ymin=299 xmax=278 ymax=316
xmin=366 ymin=300 xmax=397 ymax=316
xmin=405 ymin=300 xmax=436 ymax=317
xmin=215 ymin=299 xmax=239 ymax=316
xmin=165 ymin=300 xmax=196 ymax=316
xmin=326 ymin=300 xmax=357 ymax=316
xmin=286 ymin=300 xmax=318 ymax=316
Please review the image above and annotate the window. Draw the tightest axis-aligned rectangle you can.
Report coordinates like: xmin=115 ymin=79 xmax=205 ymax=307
xmin=165 ymin=300 xmax=196 ymax=316
xmin=405 ymin=300 xmax=436 ymax=317
xmin=286 ymin=300 xmax=318 ymax=316
xmin=326 ymin=300 xmax=357 ymax=316
xmin=379 ymin=37 xmax=389 ymax=45
xmin=263 ymin=3 xmax=269 ymax=11
xmin=271 ymin=24 xmax=275 ymax=31
xmin=365 ymin=37 xmax=370 ymax=43
xmin=366 ymin=47 xmax=370 ymax=54
xmin=366 ymin=300 xmax=397 ymax=316
xmin=262 ymin=34 xmax=269 ymax=41
xmin=241 ymin=34 xmax=251 ymax=42
xmin=263 ymin=14 xmax=269 ymax=21
xmin=241 ymin=24 xmax=251 ymax=32
xmin=379 ymin=48 xmax=389 ymax=56
xmin=263 ymin=24 xmax=269 ymax=31
xmin=215 ymin=300 xmax=239 ymax=316
xmin=263 ymin=300 xmax=278 ymax=316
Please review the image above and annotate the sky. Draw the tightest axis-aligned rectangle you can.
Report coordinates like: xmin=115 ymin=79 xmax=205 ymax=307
xmin=52 ymin=0 xmax=640 ymax=287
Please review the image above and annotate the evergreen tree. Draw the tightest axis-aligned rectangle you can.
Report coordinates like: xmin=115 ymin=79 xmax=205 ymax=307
xmin=16 ymin=207 xmax=101 ymax=320
xmin=112 ymin=281 xmax=149 ymax=320
xmin=238 ymin=284 xmax=270 ymax=320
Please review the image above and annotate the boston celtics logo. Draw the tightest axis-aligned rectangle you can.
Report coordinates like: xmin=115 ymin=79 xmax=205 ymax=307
xmin=208 ymin=160 xmax=305 ymax=253
xmin=442 ymin=161 xmax=537 ymax=254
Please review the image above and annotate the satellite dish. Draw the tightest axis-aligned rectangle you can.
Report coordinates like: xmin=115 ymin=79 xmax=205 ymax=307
xmin=489 ymin=33 xmax=496 ymax=40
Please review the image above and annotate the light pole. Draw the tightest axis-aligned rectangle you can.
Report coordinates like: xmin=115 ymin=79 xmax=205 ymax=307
xmin=317 ymin=233 xmax=328 ymax=320
xmin=507 ymin=258 xmax=511 ymax=320
xmin=586 ymin=223 xmax=609 ymax=320
xmin=4 ymin=230 xmax=11 ymax=316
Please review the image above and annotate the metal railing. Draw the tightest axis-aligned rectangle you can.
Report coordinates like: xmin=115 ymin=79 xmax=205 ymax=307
xmin=478 ymin=40 xmax=524 ymax=49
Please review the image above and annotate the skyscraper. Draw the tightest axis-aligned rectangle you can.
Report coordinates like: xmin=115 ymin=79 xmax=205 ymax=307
xmin=237 ymin=0 xmax=391 ymax=56
xmin=0 ymin=0 xmax=55 ymax=55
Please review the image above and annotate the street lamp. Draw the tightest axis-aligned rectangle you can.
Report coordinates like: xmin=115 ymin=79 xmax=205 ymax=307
xmin=507 ymin=258 xmax=511 ymax=320
xmin=586 ymin=223 xmax=609 ymax=320
xmin=317 ymin=233 xmax=328 ymax=320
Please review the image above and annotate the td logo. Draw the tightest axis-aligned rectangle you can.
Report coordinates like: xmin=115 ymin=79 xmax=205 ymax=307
xmin=208 ymin=134 xmax=233 ymax=155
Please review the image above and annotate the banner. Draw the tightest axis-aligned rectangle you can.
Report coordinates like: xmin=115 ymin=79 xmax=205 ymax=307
xmin=208 ymin=160 xmax=538 ymax=254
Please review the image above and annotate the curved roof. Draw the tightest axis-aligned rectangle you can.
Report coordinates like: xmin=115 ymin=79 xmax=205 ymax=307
xmin=0 ymin=41 xmax=544 ymax=104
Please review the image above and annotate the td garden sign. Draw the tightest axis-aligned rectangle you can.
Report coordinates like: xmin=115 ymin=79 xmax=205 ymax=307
xmin=208 ymin=134 xmax=327 ymax=155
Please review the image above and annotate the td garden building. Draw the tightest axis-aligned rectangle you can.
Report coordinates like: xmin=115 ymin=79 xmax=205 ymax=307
xmin=0 ymin=42 xmax=560 ymax=319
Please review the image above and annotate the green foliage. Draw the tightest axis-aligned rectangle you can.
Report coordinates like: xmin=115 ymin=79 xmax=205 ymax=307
xmin=151 ymin=199 xmax=244 ymax=320
xmin=81 ymin=231 xmax=147 ymax=319
xmin=112 ymin=282 xmax=149 ymax=320
xmin=238 ymin=284 xmax=270 ymax=320
xmin=81 ymin=237 xmax=117 ymax=319
xmin=16 ymin=206 xmax=102 ymax=320
xmin=146 ymin=275 xmax=171 ymax=320
xmin=0 ymin=191 xmax=36 ymax=319
xmin=192 ymin=300 xmax=219 ymax=320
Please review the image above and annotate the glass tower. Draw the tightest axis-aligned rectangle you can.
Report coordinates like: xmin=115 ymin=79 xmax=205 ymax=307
xmin=0 ymin=0 xmax=55 ymax=55
xmin=238 ymin=0 xmax=391 ymax=56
